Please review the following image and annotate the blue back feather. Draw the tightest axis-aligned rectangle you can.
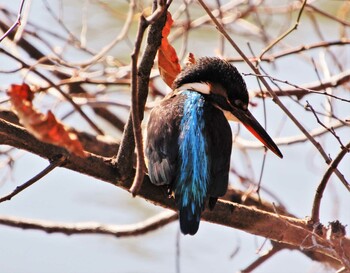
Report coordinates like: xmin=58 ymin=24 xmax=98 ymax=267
xmin=175 ymin=91 xmax=209 ymax=234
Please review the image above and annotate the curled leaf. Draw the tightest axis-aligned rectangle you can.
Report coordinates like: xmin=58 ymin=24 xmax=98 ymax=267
xmin=158 ymin=12 xmax=181 ymax=88
xmin=7 ymin=84 xmax=86 ymax=157
xmin=184 ymin=52 xmax=196 ymax=67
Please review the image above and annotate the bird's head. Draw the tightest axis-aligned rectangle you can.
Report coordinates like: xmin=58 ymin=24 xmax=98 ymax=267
xmin=173 ymin=57 xmax=283 ymax=158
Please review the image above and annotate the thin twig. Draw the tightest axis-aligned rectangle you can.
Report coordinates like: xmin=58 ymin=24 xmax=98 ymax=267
xmin=227 ymin=40 xmax=350 ymax=63
xmin=311 ymin=141 xmax=350 ymax=224
xmin=0 ymin=0 xmax=26 ymax=43
xmin=306 ymin=4 xmax=350 ymax=27
xmin=196 ymin=0 xmax=349 ymax=193
xmin=248 ymin=70 xmax=350 ymax=102
xmin=241 ymin=244 xmax=284 ymax=273
xmin=235 ymin=115 xmax=349 ymax=148
xmin=176 ymin=228 xmax=181 ymax=273
xmin=114 ymin=1 xmax=168 ymax=181
xmin=42 ymin=0 xmax=93 ymax=53
xmin=78 ymin=0 xmax=136 ymax=67
xmin=0 ymin=48 xmax=105 ymax=135
xmin=258 ymin=0 xmax=307 ymax=60
xmin=0 ymin=154 xmax=67 ymax=203
xmin=305 ymin=101 xmax=346 ymax=149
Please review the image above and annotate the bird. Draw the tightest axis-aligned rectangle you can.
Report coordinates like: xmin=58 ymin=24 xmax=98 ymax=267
xmin=145 ymin=57 xmax=283 ymax=235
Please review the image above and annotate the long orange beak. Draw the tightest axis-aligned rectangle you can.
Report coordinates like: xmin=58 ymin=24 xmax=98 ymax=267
xmin=231 ymin=107 xmax=283 ymax=158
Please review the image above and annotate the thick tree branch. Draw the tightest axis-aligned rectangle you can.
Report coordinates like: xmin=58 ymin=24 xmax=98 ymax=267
xmin=0 ymin=118 xmax=347 ymax=269
xmin=114 ymin=2 xmax=168 ymax=180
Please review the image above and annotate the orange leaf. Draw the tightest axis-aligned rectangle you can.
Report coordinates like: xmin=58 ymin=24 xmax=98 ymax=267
xmin=158 ymin=12 xmax=181 ymax=88
xmin=7 ymin=84 xmax=86 ymax=157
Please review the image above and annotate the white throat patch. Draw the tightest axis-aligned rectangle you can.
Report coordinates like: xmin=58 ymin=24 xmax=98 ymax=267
xmin=177 ymin=82 xmax=211 ymax=94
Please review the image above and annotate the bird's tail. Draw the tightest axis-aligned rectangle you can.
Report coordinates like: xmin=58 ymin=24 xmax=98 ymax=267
xmin=179 ymin=204 xmax=201 ymax=235
xmin=175 ymin=190 xmax=204 ymax=235
xmin=179 ymin=204 xmax=202 ymax=235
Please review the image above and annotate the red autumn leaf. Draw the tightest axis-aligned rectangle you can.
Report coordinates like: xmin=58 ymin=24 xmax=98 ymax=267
xmin=7 ymin=84 xmax=86 ymax=157
xmin=158 ymin=12 xmax=181 ymax=88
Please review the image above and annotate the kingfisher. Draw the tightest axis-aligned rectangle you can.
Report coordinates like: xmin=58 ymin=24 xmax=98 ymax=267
xmin=146 ymin=57 xmax=282 ymax=235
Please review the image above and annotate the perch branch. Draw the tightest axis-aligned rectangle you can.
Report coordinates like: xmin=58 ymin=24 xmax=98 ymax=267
xmin=0 ymin=118 xmax=347 ymax=269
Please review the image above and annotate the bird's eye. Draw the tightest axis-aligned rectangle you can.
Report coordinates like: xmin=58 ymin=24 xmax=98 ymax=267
xmin=234 ymin=99 xmax=241 ymax=106
xmin=234 ymin=99 xmax=248 ymax=110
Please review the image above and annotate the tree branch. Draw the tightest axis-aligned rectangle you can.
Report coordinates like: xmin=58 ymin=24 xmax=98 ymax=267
xmin=311 ymin=142 xmax=350 ymax=224
xmin=129 ymin=13 xmax=149 ymax=196
xmin=0 ymin=118 xmax=347 ymax=269
xmin=258 ymin=0 xmax=307 ymax=60
xmin=249 ymin=70 xmax=350 ymax=99
xmin=114 ymin=2 xmax=168 ymax=179
xmin=0 ymin=0 xmax=26 ymax=43
xmin=196 ymin=0 xmax=350 ymax=194
xmin=0 ymin=211 xmax=177 ymax=237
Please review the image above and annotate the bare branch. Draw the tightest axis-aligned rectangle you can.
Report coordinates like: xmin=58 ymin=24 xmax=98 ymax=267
xmin=0 ymin=0 xmax=26 ymax=43
xmin=129 ymin=13 xmax=148 ymax=195
xmin=305 ymin=101 xmax=346 ymax=149
xmin=258 ymin=0 xmax=307 ymax=60
xmin=249 ymin=70 xmax=350 ymax=100
xmin=0 ymin=211 xmax=177 ymax=237
xmin=0 ymin=48 xmax=105 ymax=135
xmin=196 ymin=0 xmax=348 ymax=192
xmin=240 ymin=243 xmax=284 ymax=273
xmin=0 ymin=118 xmax=347 ymax=268
xmin=235 ymin=116 xmax=349 ymax=148
xmin=311 ymin=142 xmax=350 ymax=224
xmin=114 ymin=3 xmax=168 ymax=179
xmin=227 ymin=40 xmax=350 ymax=64
xmin=306 ymin=4 xmax=350 ymax=27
